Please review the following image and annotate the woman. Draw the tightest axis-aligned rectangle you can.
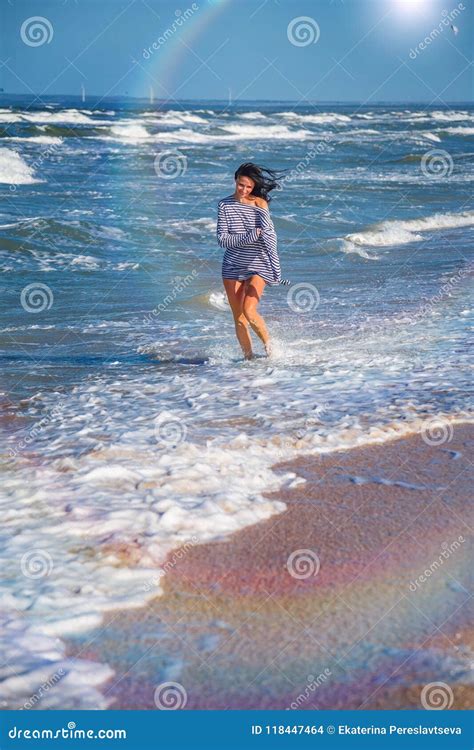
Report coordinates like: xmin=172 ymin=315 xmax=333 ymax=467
xmin=216 ymin=162 xmax=285 ymax=360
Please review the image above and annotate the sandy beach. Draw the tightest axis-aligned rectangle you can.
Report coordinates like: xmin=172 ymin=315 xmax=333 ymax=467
xmin=66 ymin=422 xmax=473 ymax=710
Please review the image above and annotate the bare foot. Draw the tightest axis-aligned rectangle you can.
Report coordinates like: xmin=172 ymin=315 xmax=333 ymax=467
xmin=264 ymin=340 xmax=272 ymax=357
xmin=244 ymin=351 xmax=254 ymax=361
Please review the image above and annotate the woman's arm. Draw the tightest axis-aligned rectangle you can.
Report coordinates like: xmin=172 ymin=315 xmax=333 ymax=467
xmin=257 ymin=206 xmax=277 ymax=251
xmin=216 ymin=202 xmax=261 ymax=249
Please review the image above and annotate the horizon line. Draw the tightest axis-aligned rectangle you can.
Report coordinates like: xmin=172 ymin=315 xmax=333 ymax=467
xmin=0 ymin=93 xmax=472 ymax=106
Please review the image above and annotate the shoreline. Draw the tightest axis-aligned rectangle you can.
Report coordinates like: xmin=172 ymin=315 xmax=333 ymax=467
xmin=65 ymin=421 xmax=473 ymax=710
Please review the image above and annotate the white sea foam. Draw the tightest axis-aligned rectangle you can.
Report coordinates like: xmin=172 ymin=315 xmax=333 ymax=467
xmin=114 ymin=261 xmax=140 ymax=270
xmin=208 ymin=290 xmax=229 ymax=310
xmin=108 ymin=123 xmax=151 ymax=141
xmin=278 ymin=112 xmax=352 ymax=124
xmin=430 ymin=110 xmax=472 ymax=122
xmin=0 ymin=113 xmax=24 ymax=123
xmin=312 ymin=128 xmax=444 ymax=147
xmin=332 ymin=239 xmax=380 ymax=260
xmin=162 ymin=217 xmax=215 ymax=235
xmin=69 ymin=254 xmax=101 ymax=269
xmin=421 ymin=132 xmax=442 ymax=142
xmin=157 ymin=111 xmax=209 ymax=125
xmin=155 ymin=123 xmax=310 ymax=143
xmin=440 ymin=126 xmax=474 ymax=136
xmin=19 ymin=109 xmax=105 ymax=125
xmin=0 ymin=148 xmax=42 ymax=184
xmin=1 ymin=398 xmax=292 ymax=706
xmin=350 ymin=128 xmax=381 ymax=135
xmin=7 ymin=135 xmax=63 ymax=145
xmin=220 ymin=122 xmax=311 ymax=139
xmin=0 ymin=615 xmax=115 ymax=709
xmin=1 ymin=244 xmax=139 ymax=273
xmin=238 ymin=111 xmax=266 ymax=120
xmin=0 ymin=216 xmax=42 ymax=229
xmin=99 ymin=225 xmax=125 ymax=239
xmin=343 ymin=210 xmax=474 ymax=249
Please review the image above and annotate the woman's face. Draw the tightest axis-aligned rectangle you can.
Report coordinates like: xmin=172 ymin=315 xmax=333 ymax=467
xmin=235 ymin=175 xmax=255 ymax=199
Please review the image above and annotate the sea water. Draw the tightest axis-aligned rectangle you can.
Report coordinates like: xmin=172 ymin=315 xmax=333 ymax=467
xmin=0 ymin=97 xmax=473 ymax=707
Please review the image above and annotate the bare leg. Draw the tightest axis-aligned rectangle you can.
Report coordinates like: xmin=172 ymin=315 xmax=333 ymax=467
xmin=223 ymin=279 xmax=253 ymax=359
xmin=243 ymin=275 xmax=271 ymax=354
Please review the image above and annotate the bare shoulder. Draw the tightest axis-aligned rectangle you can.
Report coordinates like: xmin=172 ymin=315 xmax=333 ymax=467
xmin=254 ymin=197 xmax=269 ymax=209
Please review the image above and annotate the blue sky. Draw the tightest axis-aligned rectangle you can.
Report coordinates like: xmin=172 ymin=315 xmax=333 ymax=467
xmin=1 ymin=0 xmax=472 ymax=103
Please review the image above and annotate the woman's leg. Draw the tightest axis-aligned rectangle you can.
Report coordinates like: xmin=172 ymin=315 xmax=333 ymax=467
xmin=223 ymin=278 xmax=253 ymax=359
xmin=243 ymin=275 xmax=271 ymax=354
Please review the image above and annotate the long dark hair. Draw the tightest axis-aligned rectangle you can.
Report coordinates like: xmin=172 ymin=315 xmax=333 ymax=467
xmin=234 ymin=162 xmax=287 ymax=203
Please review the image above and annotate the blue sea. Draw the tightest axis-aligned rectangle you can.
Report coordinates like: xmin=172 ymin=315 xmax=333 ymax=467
xmin=0 ymin=96 xmax=473 ymax=708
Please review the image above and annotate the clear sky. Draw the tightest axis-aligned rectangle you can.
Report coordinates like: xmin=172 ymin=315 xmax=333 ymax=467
xmin=1 ymin=0 xmax=472 ymax=103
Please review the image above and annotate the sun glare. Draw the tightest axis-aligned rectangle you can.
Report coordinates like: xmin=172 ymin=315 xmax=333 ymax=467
xmin=394 ymin=0 xmax=432 ymax=14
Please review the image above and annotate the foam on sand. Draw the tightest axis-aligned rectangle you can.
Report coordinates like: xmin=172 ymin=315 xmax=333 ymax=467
xmin=2 ymin=361 xmax=471 ymax=708
xmin=0 ymin=615 xmax=114 ymax=709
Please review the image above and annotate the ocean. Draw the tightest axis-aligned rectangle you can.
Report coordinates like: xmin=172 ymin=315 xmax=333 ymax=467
xmin=1 ymin=96 xmax=473 ymax=708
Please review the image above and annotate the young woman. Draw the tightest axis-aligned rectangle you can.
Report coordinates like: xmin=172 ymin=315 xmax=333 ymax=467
xmin=216 ymin=162 xmax=284 ymax=360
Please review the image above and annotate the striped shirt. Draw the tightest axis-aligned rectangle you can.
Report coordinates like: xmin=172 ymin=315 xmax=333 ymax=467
xmin=216 ymin=194 xmax=281 ymax=286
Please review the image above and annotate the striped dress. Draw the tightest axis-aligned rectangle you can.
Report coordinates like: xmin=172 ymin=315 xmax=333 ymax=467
xmin=216 ymin=195 xmax=281 ymax=286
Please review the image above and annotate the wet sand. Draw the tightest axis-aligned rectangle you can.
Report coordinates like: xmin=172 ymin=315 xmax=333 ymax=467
xmin=66 ymin=422 xmax=473 ymax=710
